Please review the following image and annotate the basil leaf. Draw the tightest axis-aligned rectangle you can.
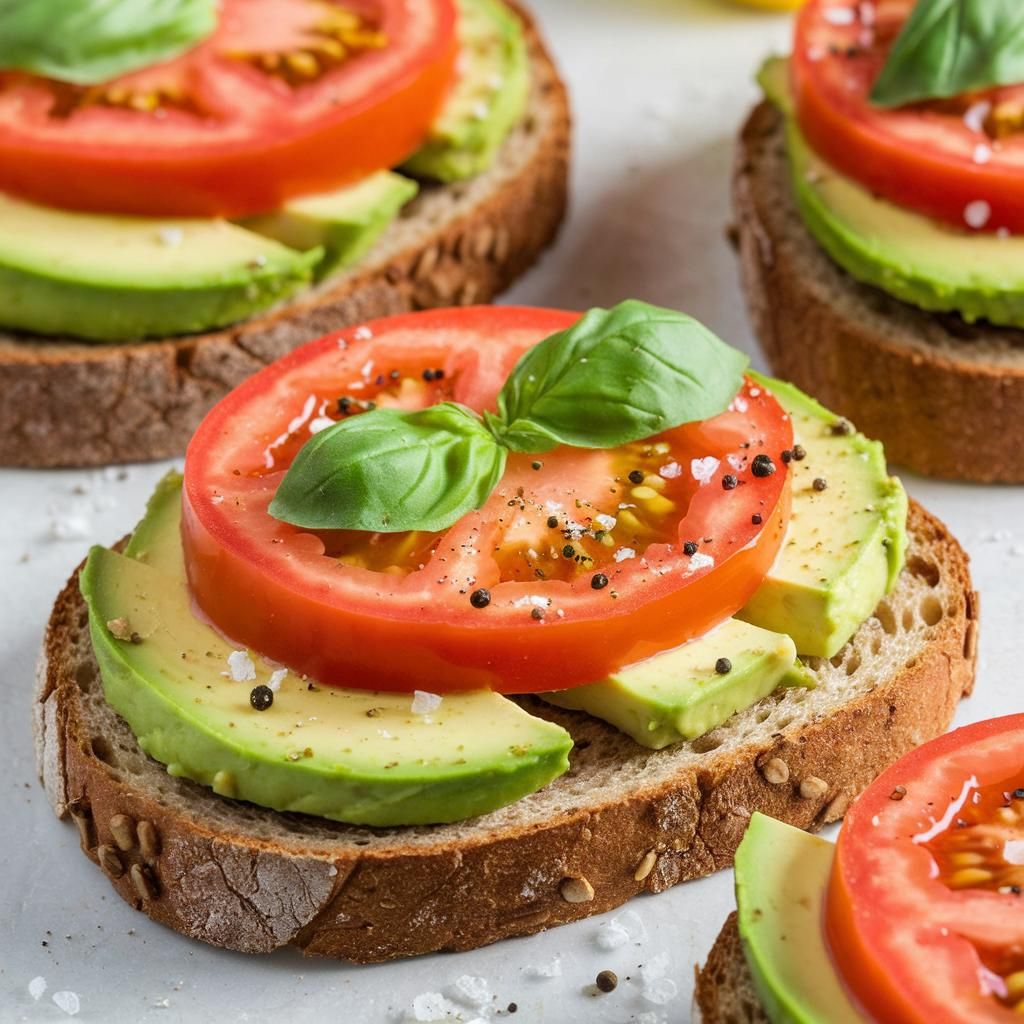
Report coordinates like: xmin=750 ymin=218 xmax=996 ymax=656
xmin=269 ymin=403 xmax=507 ymax=533
xmin=489 ymin=300 xmax=748 ymax=452
xmin=871 ymin=0 xmax=1024 ymax=108
xmin=0 ymin=0 xmax=217 ymax=86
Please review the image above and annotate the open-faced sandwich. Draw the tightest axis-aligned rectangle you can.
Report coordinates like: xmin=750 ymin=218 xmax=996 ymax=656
xmin=697 ymin=714 xmax=1024 ymax=1023
xmin=734 ymin=0 xmax=1024 ymax=482
xmin=35 ymin=301 xmax=976 ymax=961
xmin=0 ymin=0 xmax=568 ymax=467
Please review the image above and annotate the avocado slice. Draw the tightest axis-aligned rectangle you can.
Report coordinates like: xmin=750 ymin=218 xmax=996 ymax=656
xmin=541 ymin=619 xmax=813 ymax=750
xmin=735 ymin=813 xmax=861 ymax=1023
xmin=0 ymin=192 xmax=320 ymax=342
xmin=242 ymin=171 xmax=419 ymax=281
xmin=402 ymin=0 xmax=529 ymax=182
xmin=760 ymin=57 xmax=1024 ymax=328
xmin=81 ymin=474 xmax=572 ymax=826
xmin=737 ymin=374 xmax=908 ymax=659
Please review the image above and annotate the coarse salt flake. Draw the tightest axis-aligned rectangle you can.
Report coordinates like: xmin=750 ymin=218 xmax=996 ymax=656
xmin=595 ymin=920 xmax=630 ymax=951
xmin=965 ymin=200 xmax=991 ymax=229
xmin=353 ymin=325 xmax=373 ymax=341
xmin=642 ymin=977 xmax=679 ymax=1006
xmin=614 ymin=547 xmax=636 ymax=562
xmin=973 ymin=143 xmax=992 ymax=165
xmin=595 ymin=513 xmax=617 ymax=531
xmin=52 ymin=991 xmax=81 ymax=1016
xmin=226 ymin=650 xmax=256 ymax=682
xmin=659 ymin=462 xmax=682 ymax=479
xmin=691 ymin=456 xmax=720 ymax=485
xmin=446 ymin=975 xmax=492 ymax=1009
xmin=267 ymin=668 xmax=287 ymax=692
xmin=689 ymin=552 xmax=715 ymax=571
xmin=411 ymin=690 xmax=443 ymax=715
xmin=28 ymin=977 xmax=46 ymax=1001
xmin=49 ymin=515 xmax=91 ymax=542
xmin=964 ymin=101 xmax=991 ymax=134
xmin=523 ymin=956 xmax=562 ymax=978
xmin=823 ymin=5 xmax=855 ymax=24
xmin=409 ymin=992 xmax=453 ymax=1021
xmin=360 ymin=359 xmax=374 ymax=379
xmin=309 ymin=416 xmax=335 ymax=434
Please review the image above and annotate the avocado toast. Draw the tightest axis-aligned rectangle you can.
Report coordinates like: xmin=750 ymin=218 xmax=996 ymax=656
xmin=33 ymin=301 xmax=976 ymax=960
xmin=0 ymin=0 xmax=569 ymax=468
xmin=733 ymin=0 xmax=1024 ymax=483
xmin=697 ymin=717 xmax=1024 ymax=1024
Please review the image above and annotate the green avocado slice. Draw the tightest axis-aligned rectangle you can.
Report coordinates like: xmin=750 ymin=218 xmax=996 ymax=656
xmin=735 ymin=813 xmax=862 ymax=1023
xmin=737 ymin=373 xmax=908 ymax=659
xmin=81 ymin=474 xmax=572 ymax=826
xmin=760 ymin=57 xmax=1024 ymax=328
xmin=0 ymin=192 xmax=321 ymax=342
xmin=242 ymin=171 xmax=419 ymax=281
xmin=402 ymin=0 xmax=529 ymax=182
xmin=541 ymin=619 xmax=813 ymax=750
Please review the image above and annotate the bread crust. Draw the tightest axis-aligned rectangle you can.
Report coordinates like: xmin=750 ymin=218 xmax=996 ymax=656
xmin=734 ymin=101 xmax=1024 ymax=483
xmin=695 ymin=913 xmax=767 ymax=1024
xmin=33 ymin=501 xmax=976 ymax=962
xmin=0 ymin=2 xmax=570 ymax=468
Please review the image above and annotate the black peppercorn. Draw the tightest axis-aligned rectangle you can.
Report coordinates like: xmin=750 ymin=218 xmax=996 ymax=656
xmin=684 ymin=541 xmax=698 ymax=556
xmin=781 ymin=449 xmax=793 ymax=463
xmin=591 ymin=573 xmax=609 ymax=590
xmin=422 ymin=368 xmax=435 ymax=381
xmin=531 ymin=606 xmax=545 ymax=620
xmin=562 ymin=545 xmax=575 ymax=559
xmin=547 ymin=516 xmax=559 ymax=529
xmin=812 ymin=477 xmax=828 ymax=492
xmin=469 ymin=588 xmax=491 ymax=608
xmin=715 ymin=658 xmax=732 ymax=675
xmin=628 ymin=469 xmax=645 ymax=484
xmin=751 ymin=513 xmax=763 ymax=525
xmin=595 ymin=970 xmax=618 ymax=993
xmin=532 ymin=460 xmax=543 ymax=470
xmin=722 ymin=474 xmax=738 ymax=490
xmin=751 ymin=454 xmax=776 ymax=478
xmin=792 ymin=444 xmax=807 ymax=461
xmin=250 ymin=685 xmax=274 ymax=711
xmin=831 ymin=418 xmax=853 ymax=436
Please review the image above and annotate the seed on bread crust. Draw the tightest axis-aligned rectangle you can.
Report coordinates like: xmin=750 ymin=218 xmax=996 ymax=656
xmin=560 ymin=876 xmax=595 ymax=903
xmin=138 ymin=820 xmax=161 ymax=860
xmin=97 ymin=844 xmax=124 ymax=879
xmin=761 ymin=757 xmax=790 ymax=785
xmin=634 ymin=850 xmax=658 ymax=882
xmin=799 ymin=776 xmax=829 ymax=800
xmin=68 ymin=801 xmax=95 ymax=852
xmin=130 ymin=863 xmax=158 ymax=902
xmin=109 ymin=813 xmax=136 ymax=852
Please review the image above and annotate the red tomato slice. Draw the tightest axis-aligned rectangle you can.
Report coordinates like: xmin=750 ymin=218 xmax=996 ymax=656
xmin=0 ymin=0 xmax=457 ymax=218
xmin=827 ymin=714 xmax=1024 ymax=1023
xmin=793 ymin=0 xmax=1024 ymax=233
xmin=181 ymin=306 xmax=793 ymax=693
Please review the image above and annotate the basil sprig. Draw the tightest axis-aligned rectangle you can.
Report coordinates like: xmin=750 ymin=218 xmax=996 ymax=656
xmin=0 ymin=0 xmax=217 ymax=86
xmin=871 ymin=0 xmax=1024 ymax=108
xmin=269 ymin=301 xmax=748 ymax=534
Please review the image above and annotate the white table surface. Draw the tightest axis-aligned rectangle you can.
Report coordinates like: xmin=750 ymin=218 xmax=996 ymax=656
xmin=3 ymin=1 xmax=1022 ymax=1021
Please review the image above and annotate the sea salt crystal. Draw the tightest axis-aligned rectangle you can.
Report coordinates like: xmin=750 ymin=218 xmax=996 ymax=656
xmin=409 ymin=992 xmax=453 ymax=1021
xmin=595 ymin=513 xmax=617 ymax=531
xmin=973 ymin=144 xmax=992 ymax=165
xmin=822 ymin=5 xmax=855 ymax=25
xmin=226 ymin=650 xmax=256 ymax=682
xmin=49 ymin=515 xmax=91 ymax=541
xmin=964 ymin=101 xmax=991 ymax=134
xmin=309 ymin=416 xmax=335 ymax=434
xmin=689 ymin=552 xmax=715 ymax=571
xmin=691 ymin=457 xmax=720 ymax=485
xmin=964 ymin=200 xmax=992 ymax=230
xmin=642 ymin=978 xmax=679 ymax=1005
xmin=614 ymin=547 xmax=636 ymax=562
xmin=446 ymin=975 xmax=492 ymax=1009
xmin=595 ymin=920 xmax=630 ymax=951
xmin=28 ymin=977 xmax=46 ymax=1000
xmin=267 ymin=669 xmax=287 ymax=692
xmin=523 ymin=956 xmax=562 ymax=979
xmin=157 ymin=226 xmax=184 ymax=248
xmin=52 ymin=991 xmax=81 ymax=1016
xmin=659 ymin=462 xmax=682 ymax=479
xmin=411 ymin=691 xmax=443 ymax=715
xmin=360 ymin=359 xmax=374 ymax=379
xmin=353 ymin=325 xmax=373 ymax=341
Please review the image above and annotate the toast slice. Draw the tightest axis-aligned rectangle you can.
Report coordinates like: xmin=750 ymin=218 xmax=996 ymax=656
xmin=733 ymin=100 xmax=1024 ymax=483
xmin=0 ymin=2 xmax=569 ymax=469
xmin=695 ymin=913 xmax=768 ymax=1024
xmin=34 ymin=501 xmax=976 ymax=962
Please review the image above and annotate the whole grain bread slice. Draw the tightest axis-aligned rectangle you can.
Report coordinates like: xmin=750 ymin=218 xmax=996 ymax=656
xmin=32 ymin=501 xmax=977 ymax=962
xmin=733 ymin=100 xmax=1024 ymax=483
xmin=0 ymin=2 xmax=569 ymax=469
xmin=694 ymin=913 xmax=768 ymax=1024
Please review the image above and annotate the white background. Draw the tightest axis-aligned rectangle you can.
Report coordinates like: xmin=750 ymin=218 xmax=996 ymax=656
xmin=2 ymin=1 xmax=1022 ymax=1021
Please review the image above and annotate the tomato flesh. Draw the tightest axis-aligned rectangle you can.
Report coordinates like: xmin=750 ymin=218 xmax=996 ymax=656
xmin=0 ymin=0 xmax=457 ymax=217
xmin=182 ymin=306 xmax=793 ymax=693
xmin=793 ymin=0 xmax=1024 ymax=233
xmin=827 ymin=715 xmax=1024 ymax=1023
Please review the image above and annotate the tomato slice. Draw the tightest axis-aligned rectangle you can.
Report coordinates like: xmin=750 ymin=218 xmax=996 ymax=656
xmin=827 ymin=715 xmax=1024 ymax=1023
xmin=181 ymin=306 xmax=793 ymax=693
xmin=793 ymin=0 xmax=1024 ymax=233
xmin=0 ymin=0 xmax=457 ymax=218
